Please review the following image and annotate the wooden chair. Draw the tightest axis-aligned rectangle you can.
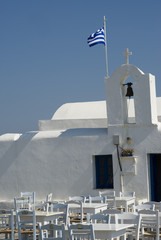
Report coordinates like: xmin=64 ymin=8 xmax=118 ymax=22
xmin=115 ymin=213 xmax=141 ymax=240
xmin=49 ymin=203 xmax=69 ymax=225
xmin=144 ymin=201 xmax=161 ymax=211
xmin=68 ymin=223 xmax=95 ymax=240
xmin=133 ymin=203 xmax=155 ymax=212
xmin=37 ymin=193 xmax=54 ymax=212
xmin=86 ymin=195 xmax=106 ymax=204
xmin=101 ymin=208 xmax=123 ymax=223
xmin=39 ymin=223 xmax=66 ymax=240
xmin=69 ymin=196 xmax=85 ymax=202
xmin=14 ymin=196 xmax=34 ymax=212
xmin=16 ymin=209 xmax=38 ymax=240
xmin=66 ymin=200 xmax=83 ymax=223
xmin=20 ymin=192 xmax=35 ymax=207
xmin=139 ymin=209 xmax=161 ymax=240
xmin=119 ymin=191 xmax=135 ymax=197
xmin=99 ymin=190 xmax=115 ymax=198
xmin=86 ymin=213 xmax=110 ymax=224
xmin=46 ymin=193 xmax=53 ymax=203
xmin=98 ymin=190 xmax=116 ymax=208
xmin=0 ymin=209 xmax=14 ymax=240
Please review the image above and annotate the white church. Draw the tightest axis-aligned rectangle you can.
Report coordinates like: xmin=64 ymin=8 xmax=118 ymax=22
xmin=0 ymin=49 xmax=161 ymax=204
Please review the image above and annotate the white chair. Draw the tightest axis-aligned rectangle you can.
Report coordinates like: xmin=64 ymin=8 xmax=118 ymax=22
xmin=86 ymin=195 xmax=106 ymax=204
xmin=68 ymin=223 xmax=95 ymax=240
xmin=99 ymin=190 xmax=116 ymax=208
xmin=115 ymin=213 xmax=141 ymax=240
xmin=119 ymin=191 xmax=135 ymax=197
xmin=101 ymin=208 xmax=123 ymax=223
xmin=0 ymin=209 xmax=14 ymax=240
xmin=39 ymin=223 xmax=66 ymax=240
xmin=45 ymin=193 xmax=53 ymax=204
xmin=14 ymin=196 xmax=33 ymax=212
xmin=16 ymin=209 xmax=38 ymax=240
xmin=69 ymin=196 xmax=85 ymax=202
xmin=133 ymin=203 xmax=155 ymax=212
xmin=118 ymin=191 xmax=135 ymax=211
xmin=106 ymin=198 xmax=116 ymax=209
xmin=144 ymin=201 xmax=161 ymax=211
xmin=101 ymin=208 xmax=123 ymax=214
xmin=20 ymin=192 xmax=35 ymax=207
xmin=139 ymin=209 xmax=160 ymax=240
xmin=87 ymin=213 xmax=110 ymax=224
xmin=37 ymin=193 xmax=54 ymax=212
xmin=66 ymin=200 xmax=83 ymax=223
xmin=99 ymin=190 xmax=115 ymax=198
xmin=49 ymin=203 xmax=69 ymax=225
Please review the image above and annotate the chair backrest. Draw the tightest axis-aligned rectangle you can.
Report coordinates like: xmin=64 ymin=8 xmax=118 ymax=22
xmin=39 ymin=223 xmax=66 ymax=240
xmin=46 ymin=193 xmax=53 ymax=202
xmin=115 ymin=213 xmax=139 ymax=224
xmin=20 ymin=192 xmax=35 ymax=205
xmin=50 ymin=203 xmax=69 ymax=225
xmin=87 ymin=196 xmax=106 ymax=204
xmin=87 ymin=213 xmax=110 ymax=224
xmin=144 ymin=201 xmax=161 ymax=211
xmin=66 ymin=200 xmax=83 ymax=223
xmin=68 ymin=223 xmax=95 ymax=240
xmin=0 ymin=209 xmax=14 ymax=240
xmin=115 ymin=213 xmax=141 ymax=240
xmin=99 ymin=190 xmax=115 ymax=198
xmin=16 ymin=209 xmax=36 ymax=240
xmin=14 ymin=196 xmax=33 ymax=211
xmin=102 ymin=208 xmax=123 ymax=214
xmin=139 ymin=210 xmax=159 ymax=240
xmin=69 ymin=196 xmax=85 ymax=202
xmin=133 ymin=203 xmax=155 ymax=212
xmin=119 ymin=191 xmax=135 ymax=197
xmin=101 ymin=208 xmax=123 ymax=223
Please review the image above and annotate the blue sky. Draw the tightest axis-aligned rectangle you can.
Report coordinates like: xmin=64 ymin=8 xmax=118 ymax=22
xmin=0 ymin=1 xmax=161 ymax=134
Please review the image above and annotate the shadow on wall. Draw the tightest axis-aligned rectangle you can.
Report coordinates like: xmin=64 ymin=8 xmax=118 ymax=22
xmin=59 ymin=128 xmax=107 ymax=137
xmin=0 ymin=132 xmax=37 ymax=179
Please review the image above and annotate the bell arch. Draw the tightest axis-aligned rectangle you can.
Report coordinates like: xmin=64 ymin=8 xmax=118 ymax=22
xmin=121 ymin=76 xmax=135 ymax=124
xmin=105 ymin=64 xmax=158 ymax=126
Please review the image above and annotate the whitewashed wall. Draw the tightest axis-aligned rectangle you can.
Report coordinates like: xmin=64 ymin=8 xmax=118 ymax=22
xmin=0 ymin=64 xmax=161 ymax=204
xmin=0 ymin=123 xmax=161 ymax=203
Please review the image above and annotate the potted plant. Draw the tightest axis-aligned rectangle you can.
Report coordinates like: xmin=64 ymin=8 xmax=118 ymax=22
xmin=121 ymin=148 xmax=134 ymax=157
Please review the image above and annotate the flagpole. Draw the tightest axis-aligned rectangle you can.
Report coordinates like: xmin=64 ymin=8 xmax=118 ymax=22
xmin=103 ymin=16 xmax=109 ymax=78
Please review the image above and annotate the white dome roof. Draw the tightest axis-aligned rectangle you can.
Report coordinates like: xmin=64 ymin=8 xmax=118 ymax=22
xmin=52 ymin=101 xmax=107 ymax=120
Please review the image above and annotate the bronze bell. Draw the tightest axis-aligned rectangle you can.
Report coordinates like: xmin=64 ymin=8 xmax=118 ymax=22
xmin=123 ymin=82 xmax=134 ymax=98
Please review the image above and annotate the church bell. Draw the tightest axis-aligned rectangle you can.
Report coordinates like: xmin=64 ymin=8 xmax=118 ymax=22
xmin=123 ymin=82 xmax=134 ymax=98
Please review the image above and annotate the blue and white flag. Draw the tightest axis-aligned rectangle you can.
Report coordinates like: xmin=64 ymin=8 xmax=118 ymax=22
xmin=87 ymin=27 xmax=105 ymax=47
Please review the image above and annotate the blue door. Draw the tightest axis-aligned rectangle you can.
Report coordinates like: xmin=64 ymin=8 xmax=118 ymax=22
xmin=95 ymin=155 xmax=113 ymax=189
xmin=150 ymin=154 xmax=161 ymax=201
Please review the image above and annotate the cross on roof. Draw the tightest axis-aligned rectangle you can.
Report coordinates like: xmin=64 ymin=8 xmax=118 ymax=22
xmin=122 ymin=48 xmax=132 ymax=64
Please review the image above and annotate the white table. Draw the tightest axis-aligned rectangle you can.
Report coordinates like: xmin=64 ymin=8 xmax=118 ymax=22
xmin=14 ymin=211 xmax=64 ymax=224
xmin=82 ymin=203 xmax=108 ymax=214
xmin=65 ymin=223 xmax=134 ymax=240
xmin=68 ymin=203 xmax=108 ymax=214
xmin=68 ymin=203 xmax=108 ymax=223
xmin=115 ymin=197 xmax=135 ymax=212
xmin=93 ymin=223 xmax=134 ymax=240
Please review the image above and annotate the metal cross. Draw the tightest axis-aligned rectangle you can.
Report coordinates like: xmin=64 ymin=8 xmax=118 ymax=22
xmin=122 ymin=48 xmax=132 ymax=64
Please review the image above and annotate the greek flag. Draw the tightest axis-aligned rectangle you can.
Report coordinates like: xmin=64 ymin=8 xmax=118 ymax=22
xmin=87 ymin=27 xmax=105 ymax=47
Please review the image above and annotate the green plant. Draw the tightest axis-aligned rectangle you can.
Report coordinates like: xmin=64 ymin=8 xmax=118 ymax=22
xmin=121 ymin=148 xmax=134 ymax=156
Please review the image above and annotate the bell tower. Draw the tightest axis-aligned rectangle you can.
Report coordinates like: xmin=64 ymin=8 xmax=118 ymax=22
xmin=105 ymin=49 xmax=158 ymax=127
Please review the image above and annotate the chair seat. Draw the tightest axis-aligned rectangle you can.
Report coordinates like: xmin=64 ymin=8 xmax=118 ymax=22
xmin=70 ymin=217 xmax=87 ymax=223
xmin=0 ymin=229 xmax=13 ymax=234
xmin=20 ymin=229 xmax=39 ymax=234
xmin=143 ymin=231 xmax=161 ymax=237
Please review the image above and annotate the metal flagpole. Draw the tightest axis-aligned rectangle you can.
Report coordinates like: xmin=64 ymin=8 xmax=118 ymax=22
xmin=103 ymin=16 xmax=109 ymax=78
